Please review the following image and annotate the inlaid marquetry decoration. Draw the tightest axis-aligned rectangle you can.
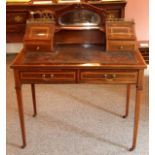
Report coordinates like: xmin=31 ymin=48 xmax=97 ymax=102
xmin=14 ymin=15 xmax=24 ymax=23
xmin=106 ymin=20 xmax=138 ymax=51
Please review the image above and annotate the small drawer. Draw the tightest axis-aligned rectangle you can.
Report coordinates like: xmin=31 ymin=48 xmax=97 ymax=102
xmin=80 ymin=70 xmax=137 ymax=84
xmin=106 ymin=21 xmax=136 ymax=40
xmin=107 ymin=41 xmax=136 ymax=51
xmin=24 ymin=43 xmax=52 ymax=52
xmin=20 ymin=70 xmax=76 ymax=83
xmin=6 ymin=12 xmax=27 ymax=24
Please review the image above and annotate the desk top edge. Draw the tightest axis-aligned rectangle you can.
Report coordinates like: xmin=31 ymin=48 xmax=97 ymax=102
xmin=10 ymin=46 xmax=147 ymax=69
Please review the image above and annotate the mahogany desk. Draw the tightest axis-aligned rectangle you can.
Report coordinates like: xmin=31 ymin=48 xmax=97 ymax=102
xmin=11 ymin=44 xmax=147 ymax=151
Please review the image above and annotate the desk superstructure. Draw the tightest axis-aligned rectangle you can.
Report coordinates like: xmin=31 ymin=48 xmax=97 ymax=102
xmin=6 ymin=0 xmax=126 ymax=42
xmin=10 ymin=1 xmax=147 ymax=151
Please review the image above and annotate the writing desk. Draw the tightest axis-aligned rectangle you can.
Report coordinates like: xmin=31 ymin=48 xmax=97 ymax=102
xmin=11 ymin=44 xmax=147 ymax=150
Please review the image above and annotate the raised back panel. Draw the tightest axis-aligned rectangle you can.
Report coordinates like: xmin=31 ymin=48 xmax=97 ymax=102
xmin=55 ymin=3 xmax=106 ymax=45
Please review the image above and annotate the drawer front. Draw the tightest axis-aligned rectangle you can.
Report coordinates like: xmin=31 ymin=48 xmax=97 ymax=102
xmin=24 ymin=44 xmax=52 ymax=52
xmin=107 ymin=41 xmax=136 ymax=51
xmin=80 ymin=70 xmax=137 ymax=84
xmin=7 ymin=12 xmax=27 ymax=24
xmin=107 ymin=27 xmax=135 ymax=40
xmin=6 ymin=24 xmax=26 ymax=33
xmin=20 ymin=70 xmax=76 ymax=83
xmin=106 ymin=21 xmax=136 ymax=40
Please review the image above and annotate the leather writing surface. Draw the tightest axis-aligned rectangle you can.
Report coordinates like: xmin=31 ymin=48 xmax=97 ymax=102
xmin=23 ymin=45 xmax=137 ymax=65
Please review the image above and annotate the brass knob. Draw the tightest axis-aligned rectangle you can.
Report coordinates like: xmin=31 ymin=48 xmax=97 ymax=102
xmin=50 ymin=74 xmax=54 ymax=78
xmin=36 ymin=46 xmax=40 ymax=50
xmin=104 ymin=74 xmax=116 ymax=80
xmin=112 ymin=74 xmax=116 ymax=79
xmin=104 ymin=74 xmax=107 ymax=78
xmin=120 ymin=45 xmax=124 ymax=50
xmin=42 ymin=74 xmax=46 ymax=78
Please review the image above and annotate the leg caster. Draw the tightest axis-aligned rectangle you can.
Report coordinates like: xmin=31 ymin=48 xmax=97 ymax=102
xmin=129 ymin=146 xmax=135 ymax=151
xmin=21 ymin=143 xmax=26 ymax=149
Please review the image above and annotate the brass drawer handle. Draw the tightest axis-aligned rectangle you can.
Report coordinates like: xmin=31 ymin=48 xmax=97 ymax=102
xmin=36 ymin=46 xmax=40 ymax=50
xmin=42 ymin=74 xmax=55 ymax=80
xmin=104 ymin=74 xmax=107 ymax=78
xmin=50 ymin=74 xmax=54 ymax=78
xmin=120 ymin=45 xmax=124 ymax=50
xmin=42 ymin=74 xmax=49 ymax=81
xmin=104 ymin=74 xmax=116 ymax=80
xmin=112 ymin=74 xmax=116 ymax=79
xmin=42 ymin=74 xmax=46 ymax=78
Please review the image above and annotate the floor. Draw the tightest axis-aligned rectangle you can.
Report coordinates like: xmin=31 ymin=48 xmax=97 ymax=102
xmin=6 ymin=54 xmax=149 ymax=155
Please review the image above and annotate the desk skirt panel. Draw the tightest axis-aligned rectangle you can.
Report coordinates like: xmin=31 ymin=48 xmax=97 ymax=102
xmin=19 ymin=69 xmax=138 ymax=84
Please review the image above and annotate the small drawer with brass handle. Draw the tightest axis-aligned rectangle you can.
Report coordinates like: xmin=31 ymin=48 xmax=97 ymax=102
xmin=41 ymin=74 xmax=55 ymax=81
xmin=103 ymin=74 xmax=116 ymax=81
xmin=80 ymin=70 xmax=137 ymax=84
xmin=24 ymin=43 xmax=53 ymax=52
xmin=107 ymin=41 xmax=137 ymax=51
xmin=20 ymin=70 xmax=76 ymax=83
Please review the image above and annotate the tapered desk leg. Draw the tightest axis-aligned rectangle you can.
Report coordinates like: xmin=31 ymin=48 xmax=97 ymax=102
xmin=15 ymin=86 xmax=26 ymax=148
xmin=31 ymin=84 xmax=37 ymax=117
xmin=123 ymin=84 xmax=131 ymax=118
xmin=129 ymin=88 xmax=142 ymax=151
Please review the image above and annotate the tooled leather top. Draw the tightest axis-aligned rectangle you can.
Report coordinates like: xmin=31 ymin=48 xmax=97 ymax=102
xmin=23 ymin=44 xmax=137 ymax=65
